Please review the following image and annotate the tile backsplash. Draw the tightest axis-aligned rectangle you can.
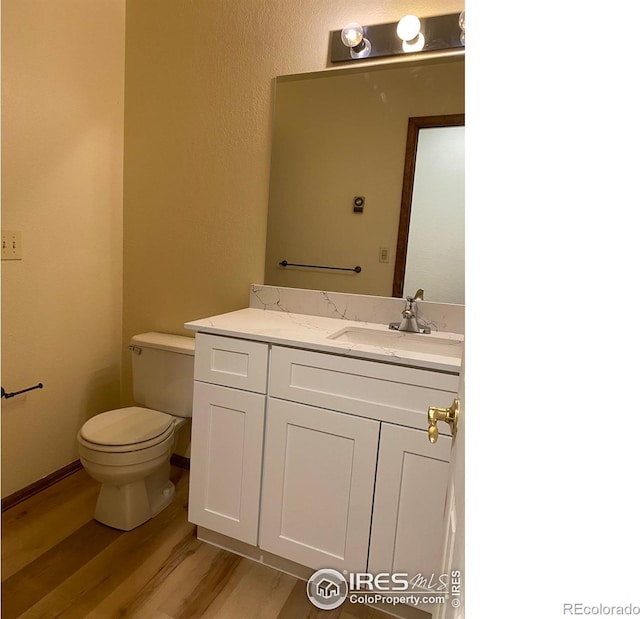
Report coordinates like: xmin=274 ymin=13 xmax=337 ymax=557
xmin=249 ymin=285 xmax=464 ymax=334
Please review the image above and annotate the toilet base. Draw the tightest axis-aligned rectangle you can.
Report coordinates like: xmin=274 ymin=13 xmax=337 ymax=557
xmin=94 ymin=462 xmax=175 ymax=531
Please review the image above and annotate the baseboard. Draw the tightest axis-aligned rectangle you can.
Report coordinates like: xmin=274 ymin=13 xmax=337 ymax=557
xmin=170 ymin=454 xmax=190 ymax=470
xmin=1 ymin=459 xmax=83 ymax=513
xmin=2 ymin=455 xmax=190 ymax=513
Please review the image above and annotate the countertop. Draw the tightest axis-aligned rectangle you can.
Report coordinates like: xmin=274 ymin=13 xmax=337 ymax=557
xmin=185 ymin=308 xmax=462 ymax=373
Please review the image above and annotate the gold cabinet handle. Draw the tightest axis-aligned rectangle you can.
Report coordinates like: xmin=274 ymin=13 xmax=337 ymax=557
xmin=427 ymin=398 xmax=459 ymax=444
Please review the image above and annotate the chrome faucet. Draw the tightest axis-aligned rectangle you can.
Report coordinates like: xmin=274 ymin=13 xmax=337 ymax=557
xmin=399 ymin=296 xmax=420 ymax=332
xmin=389 ymin=289 xmax=431 ymax=334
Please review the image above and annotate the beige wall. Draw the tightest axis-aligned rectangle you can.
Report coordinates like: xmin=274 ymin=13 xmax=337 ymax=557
xmin=122 ymin=0 xmax=465 ymax=400
xmin=1 ymin=0 xmax=126 ymax=496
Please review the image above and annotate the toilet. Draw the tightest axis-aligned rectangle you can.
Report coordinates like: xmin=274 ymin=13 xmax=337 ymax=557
xmin=77 ymin=332 xmax=195 ymax=531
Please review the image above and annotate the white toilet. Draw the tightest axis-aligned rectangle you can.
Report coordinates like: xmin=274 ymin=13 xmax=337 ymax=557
xmin=77 ymin=332 xmax=195 ymax=531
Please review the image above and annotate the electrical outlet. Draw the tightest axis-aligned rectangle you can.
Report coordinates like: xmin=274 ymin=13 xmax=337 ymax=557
xmin=379 ymin=247 xmax=389 ymax=263
xmin=2 ymin=230 xmax=23 ymax=260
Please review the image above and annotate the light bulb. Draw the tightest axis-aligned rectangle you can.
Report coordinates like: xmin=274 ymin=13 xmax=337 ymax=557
xmin=340 ymin=21 xmax=371 ymax=59
xmin=341 ymin=22 xmax=364 ymax=48
xmin=458 ymin=10 xmax=465 ymax=32
xmin=396 ymin=15 xmax=421 ymax=42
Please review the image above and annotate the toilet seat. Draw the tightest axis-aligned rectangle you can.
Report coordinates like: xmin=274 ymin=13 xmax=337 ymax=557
xmin=79 ymin=407 xmax=175 ymax=453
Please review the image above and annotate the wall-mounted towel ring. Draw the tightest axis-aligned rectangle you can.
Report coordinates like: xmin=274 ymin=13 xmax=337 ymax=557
xmin=1 ymin=383 xmax=44 ymax=399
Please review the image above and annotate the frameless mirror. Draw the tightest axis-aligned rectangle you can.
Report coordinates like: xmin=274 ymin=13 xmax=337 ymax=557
xmin=264 ymin=56 xmax=464 ymax=302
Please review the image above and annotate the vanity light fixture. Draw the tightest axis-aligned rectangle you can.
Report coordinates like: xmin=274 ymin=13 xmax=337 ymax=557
xmin=330 ymin=12 xmax=464 ymax=63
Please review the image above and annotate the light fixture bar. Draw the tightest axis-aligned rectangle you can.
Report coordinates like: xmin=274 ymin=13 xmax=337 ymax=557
xmin=330 ymin=13 xmax=464 ymax=63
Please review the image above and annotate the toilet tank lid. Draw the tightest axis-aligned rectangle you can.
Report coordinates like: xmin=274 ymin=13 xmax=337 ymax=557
xmin=130 ymin=332 xmax=195 ymax=355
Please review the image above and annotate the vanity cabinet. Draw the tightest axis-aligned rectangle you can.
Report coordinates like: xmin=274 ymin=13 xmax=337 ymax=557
xmin=189 ymin=331 xmax=460 ymax=594
xmin=262 ymin=345 xmax=457 ymax=576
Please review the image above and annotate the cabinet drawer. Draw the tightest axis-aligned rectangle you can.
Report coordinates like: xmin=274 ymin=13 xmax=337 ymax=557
xmin=269 ymin=346 xmax=459 ymax=432
xmin=195 ymin=333 xmax=269 ymax=394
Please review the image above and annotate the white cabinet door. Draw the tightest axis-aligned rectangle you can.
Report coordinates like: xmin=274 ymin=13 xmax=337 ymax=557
xmin=259 ymin=398 xmax=380 ymax=573
xmin=188 ymin=381 xmax=265 ymax=545
xmin=368 ymin=422 xmax=451 ymax=609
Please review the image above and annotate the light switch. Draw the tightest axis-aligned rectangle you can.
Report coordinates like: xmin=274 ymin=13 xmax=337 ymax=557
xmin=379 ymin=247 xmax=389 ymax=263
xmin=2 ymin=230 xmax=23 ymax=260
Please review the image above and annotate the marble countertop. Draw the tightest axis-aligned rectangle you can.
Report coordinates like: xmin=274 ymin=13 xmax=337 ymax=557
xmin=185 ymin=308 xmax=462 ymax=373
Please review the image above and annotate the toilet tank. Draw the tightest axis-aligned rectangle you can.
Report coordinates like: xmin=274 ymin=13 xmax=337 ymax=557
xmin=130 ymin=332 xmax=195 ymax=418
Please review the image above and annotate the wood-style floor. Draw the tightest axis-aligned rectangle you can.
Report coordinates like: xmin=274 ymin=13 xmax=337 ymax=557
xmin=1 ymin=467 xmax=397 ymax=619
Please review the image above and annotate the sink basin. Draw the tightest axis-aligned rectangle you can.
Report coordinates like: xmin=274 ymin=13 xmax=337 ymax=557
xmin=327 ymin=326 xmax=463 ymax=358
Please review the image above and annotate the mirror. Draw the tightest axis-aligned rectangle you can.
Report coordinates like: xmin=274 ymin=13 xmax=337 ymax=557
xmin=264 ymin=56 xmax=464 ymax=302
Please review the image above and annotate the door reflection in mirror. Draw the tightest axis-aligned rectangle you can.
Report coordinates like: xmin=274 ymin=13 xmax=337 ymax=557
xmin=393 ymin=116 xmax=464 ymax=303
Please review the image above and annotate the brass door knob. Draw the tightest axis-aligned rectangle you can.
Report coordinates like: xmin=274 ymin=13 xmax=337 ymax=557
xmin=427 ymin=398 xmax=459 ymax=444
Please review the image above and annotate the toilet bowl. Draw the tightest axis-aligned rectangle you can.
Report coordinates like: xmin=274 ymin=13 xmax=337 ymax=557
xmin=77 ymin=333 xmax=195 ymax=531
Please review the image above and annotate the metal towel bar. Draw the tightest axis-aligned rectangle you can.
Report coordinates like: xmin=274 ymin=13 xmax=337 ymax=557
xmin=1 ymin=383 xmax=44 ymax=399
xmin=279 ymin=260 xmax=361 ymax=273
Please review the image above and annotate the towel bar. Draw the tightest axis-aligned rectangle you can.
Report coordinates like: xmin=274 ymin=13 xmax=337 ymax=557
xmin=279 ymin=260 xmax=361 ymax=273
xmin=1 ymin=383 xmax=44 ymax=399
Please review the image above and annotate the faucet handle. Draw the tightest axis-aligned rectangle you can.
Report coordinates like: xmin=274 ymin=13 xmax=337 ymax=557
xmin=413 ymin=288 xmax=424 ymax=301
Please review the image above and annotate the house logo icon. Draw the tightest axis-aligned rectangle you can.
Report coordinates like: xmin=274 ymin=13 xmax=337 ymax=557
xmin=306 ymin=568 xmax=348 ymax=610
xmin=317 ymin=578 xmax=340 ymax=598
